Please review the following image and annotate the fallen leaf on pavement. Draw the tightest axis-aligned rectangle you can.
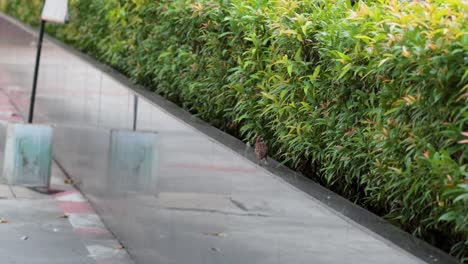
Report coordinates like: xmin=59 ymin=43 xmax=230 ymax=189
xmin=64 ymin=178 xmax=74 ymax=184
xmin=203 ymin=232 xmax=226 ymax=237
xmin=211 ymin=247 xmax=220 ymax=252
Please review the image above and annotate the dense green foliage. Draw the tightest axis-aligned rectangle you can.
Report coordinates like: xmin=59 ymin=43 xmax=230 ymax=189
xmin=2 ymin=0 xmax=467 ymax=260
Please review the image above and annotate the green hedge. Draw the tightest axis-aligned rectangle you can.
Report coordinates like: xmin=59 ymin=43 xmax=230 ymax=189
xmin=2 ymin=0 xmax=467 ymax=260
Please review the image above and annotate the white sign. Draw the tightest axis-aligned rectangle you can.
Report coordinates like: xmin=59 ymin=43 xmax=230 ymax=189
xmin=41 ymin=0 xmax=68 ymax=24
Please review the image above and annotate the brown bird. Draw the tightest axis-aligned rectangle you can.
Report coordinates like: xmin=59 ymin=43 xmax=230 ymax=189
xmin=255 ymin=136 xmax=268 ymax=165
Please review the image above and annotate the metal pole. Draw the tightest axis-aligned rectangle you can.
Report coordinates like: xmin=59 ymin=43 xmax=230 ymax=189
xmin=133 ymin=94 xmax=138 ymax=131
xmin=28 ymin=20 xmax=46 ymax=123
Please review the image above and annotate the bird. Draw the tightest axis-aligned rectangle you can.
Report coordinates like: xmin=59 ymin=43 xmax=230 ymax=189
xmin=255 ymin=136 xmax=268 ymax=165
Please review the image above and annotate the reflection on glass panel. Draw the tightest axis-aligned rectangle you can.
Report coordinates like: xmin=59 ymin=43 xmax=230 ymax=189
xmin=135 ymin=97 xmax=152 ymax=131
xmin=108 ymin=129 xmax=158 ymax=195
xmin=0 ymin=121 xmax=7 ymax=178
xmin=3 ymin=124 xmax=52 ymax=187
xmin=98 ymin=75 xmax=132 ymax=129
xmin=83 ymin=68 xmax=102 ymax=126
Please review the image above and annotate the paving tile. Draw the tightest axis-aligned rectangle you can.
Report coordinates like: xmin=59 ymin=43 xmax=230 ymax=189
xmin=10 ymin=186 xmax=51 ymax=199
xmin=0 ymin=184 xmax=13 ymax=199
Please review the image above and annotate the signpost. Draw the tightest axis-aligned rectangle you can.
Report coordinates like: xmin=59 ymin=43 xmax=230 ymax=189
xmin=28 ymin=0 xmax=68 ymax=123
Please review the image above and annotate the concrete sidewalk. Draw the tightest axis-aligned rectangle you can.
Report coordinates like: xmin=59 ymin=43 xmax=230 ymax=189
xmin=0 ymin=162 xmax=134 ymax=264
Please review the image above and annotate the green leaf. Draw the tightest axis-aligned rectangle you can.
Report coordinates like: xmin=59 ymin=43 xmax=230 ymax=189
xmin=338 ymin=64 xmax=352 ymax=80
xmin=453 ymin=193 xmax=468 ymax=203
xmin=439 ymin=212 xmax=458 ymax=222
xmin=354 ymin=35 xmax=374 ymax=43
xmin=287 ymin=64 xmax=293 ymax=77
xmin=312 ymin=65 xmax=321 ymax=80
